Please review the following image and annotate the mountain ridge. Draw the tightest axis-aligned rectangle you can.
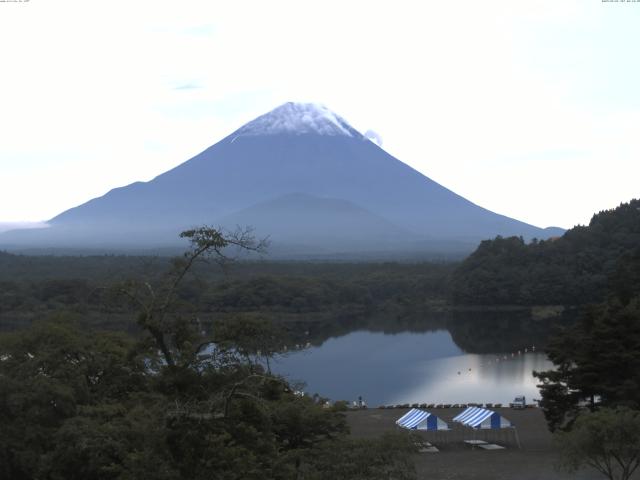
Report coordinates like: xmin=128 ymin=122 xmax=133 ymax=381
xmin=3 ymin=102 xmax=564 ymax=256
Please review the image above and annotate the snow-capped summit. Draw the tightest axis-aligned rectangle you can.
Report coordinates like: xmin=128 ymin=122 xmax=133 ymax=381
xmin=3 ymin=101 xmax=565 ymax=255
xmin=233 ymin=102 xmax=362 ymax=138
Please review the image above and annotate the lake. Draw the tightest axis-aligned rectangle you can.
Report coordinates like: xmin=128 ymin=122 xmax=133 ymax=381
xmin=271 ymin=329 xmax=553 ymax=406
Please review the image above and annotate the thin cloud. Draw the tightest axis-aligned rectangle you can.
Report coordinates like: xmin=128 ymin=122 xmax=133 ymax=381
xmin=364 ymin=129 xmax=383 ymax=147
xmin=181 ymin=24 xmax=216 ymax=37
xmin=0 ymin=222 xmax=49 ymax=233
xmin=174 ymin=83 xmax=202 ymax=91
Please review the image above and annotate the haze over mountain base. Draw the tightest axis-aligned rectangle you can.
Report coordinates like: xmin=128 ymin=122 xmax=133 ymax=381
xmin=0 ymin=103 xmax=564 ymax=257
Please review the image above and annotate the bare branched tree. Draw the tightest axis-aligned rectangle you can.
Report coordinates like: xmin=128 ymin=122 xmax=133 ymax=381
xmin=120 ymin=226 xmax=268 ymax=367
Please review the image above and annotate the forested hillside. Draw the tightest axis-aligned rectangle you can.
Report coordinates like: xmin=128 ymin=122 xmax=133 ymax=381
xmin=0 ymin=253 xmax=453 ymax=339
xmin=451 ymin=199 xmax=640 ymax=306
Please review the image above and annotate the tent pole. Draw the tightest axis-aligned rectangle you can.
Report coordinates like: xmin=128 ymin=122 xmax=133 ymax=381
xmin=513 ymin=427 xmax=522 ymax=450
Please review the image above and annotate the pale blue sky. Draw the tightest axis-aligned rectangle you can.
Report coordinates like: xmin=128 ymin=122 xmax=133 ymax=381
xmin=0 ymin=0 xmax=638 ymax=229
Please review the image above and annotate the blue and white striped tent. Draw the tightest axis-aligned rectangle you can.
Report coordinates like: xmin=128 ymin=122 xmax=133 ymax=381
xmin=453 ymin=406 xmax=512 ymax=429
xmin=396 ymin=408 xmax=449 ymax=431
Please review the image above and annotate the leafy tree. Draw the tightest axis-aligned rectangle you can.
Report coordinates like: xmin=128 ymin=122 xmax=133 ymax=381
xmin=0 ymin=318 xmax=147 ymax=480
xmin=42 ymin=402 xmax=178 ymax=480
xmin=0 ymin=315 xmax=355 ymax=479
xmin=535 ymin=296 xmax=640 ymax=431
xmin=296 ymin=433 xmax=417 ymax=480
xmin=555 ymin=407 xmax=640 ymax=480
xmin=213 ymin=314 xmax=289 ymax=373
xmin=270 ymin=395 xmax=348 ymax=450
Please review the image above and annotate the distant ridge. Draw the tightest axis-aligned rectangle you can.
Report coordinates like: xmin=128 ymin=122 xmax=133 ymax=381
xmin=1 ymin=102 xmax=564 ymax=256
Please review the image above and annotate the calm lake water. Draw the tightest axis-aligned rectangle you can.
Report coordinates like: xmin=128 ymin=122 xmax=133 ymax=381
xmin=271 ymin=329 xmax=553 ymax=406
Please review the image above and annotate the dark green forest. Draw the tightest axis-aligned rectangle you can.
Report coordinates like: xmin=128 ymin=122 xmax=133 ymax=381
xmin=0 ymin=251 xmax=561 ymax=354
xmin=0 ymin=229 xmax=421 ymax=480
xmin=532 ymin=242 xmax=640 ymax=430
xmin=451 ymin=199 xmax=640 ymax=306
xmin=0 ymin=250 xmax=453 ymax=340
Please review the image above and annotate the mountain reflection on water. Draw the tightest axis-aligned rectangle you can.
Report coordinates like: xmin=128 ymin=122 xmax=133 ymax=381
xmin=272 ymin=310 xmax=567 ymax=406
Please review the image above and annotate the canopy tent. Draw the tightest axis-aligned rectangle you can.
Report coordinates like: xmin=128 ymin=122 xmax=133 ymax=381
xmin=396 ymin=408 xmax=449 ymax=431
xmin=453 ymin=406 xmax=512 ymax=429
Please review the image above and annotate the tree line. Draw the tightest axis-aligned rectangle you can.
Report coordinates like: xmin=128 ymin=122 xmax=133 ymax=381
xmin=0 ymin=250 xmax=454 ymax=338
xmin=451 ymin=199 xmax=640 ymax=306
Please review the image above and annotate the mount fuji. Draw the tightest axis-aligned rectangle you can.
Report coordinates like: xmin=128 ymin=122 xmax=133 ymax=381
xmin=1 ymin=102 xmax=563 ymax=256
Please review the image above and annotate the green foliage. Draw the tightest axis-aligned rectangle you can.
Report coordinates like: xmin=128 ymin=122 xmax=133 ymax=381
xmin=0 ymin=254 xmax=454 ymax=343
xmin=555 ymin=407 xmax=640 ymax=480
xmin=270 ymin=395 xmax=348 ymax=449
xmin=0 ymin=227 xmax=418 ymax=479
xmin=213 ymin=314 xmax=289 ymax=372
xmin=0 ymin=317 xmax=360 ymax=479
xmin=296 ymin=433 xmax=417 ymax=480
xmin=0 ymin=318 xmax=149 ymax=480
xmin=535 ymin=296 xmax=640 ymax=431
xmin=452 ymin=199 xmax=640 ymax=306
xmin=43 ymin=402 xmax=178 ymax=480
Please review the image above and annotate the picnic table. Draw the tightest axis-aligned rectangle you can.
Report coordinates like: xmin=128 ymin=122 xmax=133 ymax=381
xmin=464 ymin=439 xmax=505 ymax=450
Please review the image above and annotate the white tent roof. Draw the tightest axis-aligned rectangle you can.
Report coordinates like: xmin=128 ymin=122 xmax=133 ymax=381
xmin=396 ymin=408 xmax=449 ymax=431
xmin=453 ymin=406 xmax=512 ymax=429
